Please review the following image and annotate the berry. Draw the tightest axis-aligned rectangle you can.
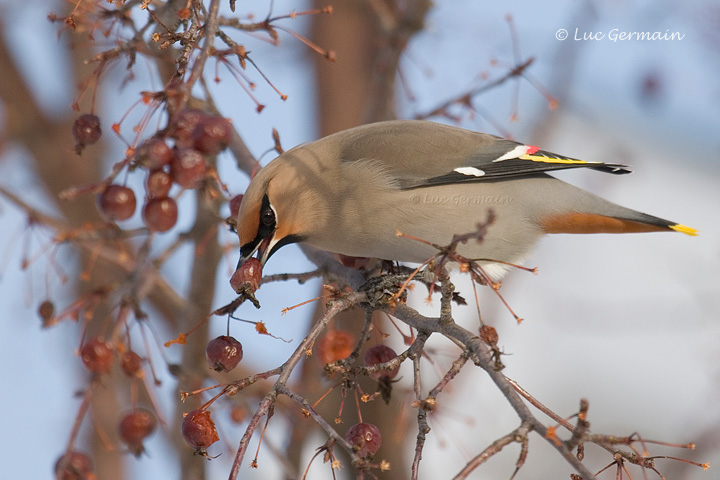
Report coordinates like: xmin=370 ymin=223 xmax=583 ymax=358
xmin=146 ymin=169 xmax=172 ymax=198
xmin=364 ymin=345 xmax=399 ymax=380
xmin=142 ymin=197 xmax=178 ymax=232
xmin=191 ymin=116 xmax=231 ymax=155
xmin=171 ymin=108 xmax=208 ymax=146
xmin=96 ymin=185 xmax=136 ymax=222
xmin=136 ymin=138 xmax=173 ymax=170
xmin=181 ymin=409 xmax=219 ymax=453
xmin=170 ymin=148 xmax=206 ymax=188
xmin=38 ymin=299 xmax=55 ymax=326
xmin=229 ymin=194 xmax=243 ymax=219
xmin=206 ymin=335 xmax=243 ymax=372
xmin=120 ymin=351 xmax=142 ymax=377
xmin=73 ymin=114 xmax=101 ymax=152
xmin=479 ymin=325 xmax=498 ymax=346
xmin=119 ymin=408 xmax=157 ymax=456
xmin=345 ymin=423 xmax=381 ymax=458
xmin=316 ymin=330 xmax=355 ymax=364
xmin=80 ymin=337 xmax=113 ymax=374
xmin=54 ymin=450 xmax=94 ymax=480
xmin=229 ymin=257 xmax=262 ymax=294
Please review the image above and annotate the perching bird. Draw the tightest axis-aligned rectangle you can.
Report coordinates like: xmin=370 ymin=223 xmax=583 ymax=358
xmin=234 ymin=120 xmax=697 ymax=280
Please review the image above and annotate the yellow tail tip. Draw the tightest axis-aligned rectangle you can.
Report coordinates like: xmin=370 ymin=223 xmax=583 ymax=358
xmin=670 ymin=224 xmax=699 ymax=236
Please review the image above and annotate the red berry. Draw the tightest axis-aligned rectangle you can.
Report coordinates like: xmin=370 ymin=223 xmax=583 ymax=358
xmin=191 ymin=116 xmax=231 ymax=155
xmin=229 ymin=194 xmax=243 ymax=219
xmin=170 ymin=148 xmax=206 ymax=188
xmin=119 ymin=408 xmax=157 ymax=456
xmin=73 ymin=114 xmax=101 ymax=152
xmin=142 ymin=197 xmax=178 ymax=232
xmin=229 ymin=257 xmax=262 ymax=294
xmin=364 ymin=345 xmax=399 ymax=380
xmin=120 ymin=351 xmax=142 ymax=377
xmin=345 ymin=423 xmax=381 ymax=458
xmin=171 ymin=108 xmax=208 ymax=146
xmin=181 ymin=409 xmax=219 ymax=453
xmin=146 ymin=169 xmax=172 ymax=198
xmin=206 ymin=335 xmax=243 ymax=372
xmin=55 ymin=450 xmax=94 ymax=480
xmin=136 ymin=138 xmax=173 ymax=170
xmin=80 ymin=337 xmax=113 ymax=374
xmin=96 ymin=185 xmax=136 ymax=222
xmin=316 ymin=330 xmax=355 ymax=364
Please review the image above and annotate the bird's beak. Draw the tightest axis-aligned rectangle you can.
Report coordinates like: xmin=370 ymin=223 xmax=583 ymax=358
xmin=238 ymin=234 xmax=275 ymax=269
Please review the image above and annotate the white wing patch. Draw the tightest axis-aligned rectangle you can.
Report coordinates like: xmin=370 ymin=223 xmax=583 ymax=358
xmin=454 ymin=166 xmax=486 ymax=177
xmin=493 ymin=145 xmax=533 ymax=162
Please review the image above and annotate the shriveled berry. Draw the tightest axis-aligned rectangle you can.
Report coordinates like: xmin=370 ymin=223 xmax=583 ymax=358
xmin=170 ymin=108 xmax=208 ymax=146
xmin=364 ymin=344 xmax=399 ymax=380
xmin=96 ymin=185 xmax=137 ymax=222
xmin=170 ymin=148 xmax=206 ymax=188
xmin=73 ymin=114 xmax=101 ymax=152
xmin=479 ymin=325 xmax=498 ymax=346
xmin=206 ymin=335 xmax=243 ymax=372
xmin=229 ymin=257 xmax=262 ymax=294
xmin=142 ymin=197 xmax=178 ymax=232
xmin=55 ymin=450 xmax=94 ymax=480
xmin=229 ymin=194 xmax=243 ymax=219
xmin=345 ymin=423 xmax=381 ymax=458
xmin=191 ymin=116 xmax=231 ymax=155
xmin=181 ymin=409 xmax=219 ymax=453
xmin=38 ymin=299 xmax=55 ymax=325
xmin=136 ymin=138 xmax=173 ymax=170
xmin=119 ymin=408 xmax=157 ymax=456
xmin=120 ymin=351 xmax=142 ymax=377
xmin=145 ymin=169 xmax=172 ymax=198
xmin=316 ymin=330 xmax=355 ymax=364
xmin=80 ymin=337 xmax=113 ymax=374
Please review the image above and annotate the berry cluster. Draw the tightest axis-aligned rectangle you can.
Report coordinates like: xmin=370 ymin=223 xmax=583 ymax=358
xmin=94 ymin=108 xmax=232 ymax=232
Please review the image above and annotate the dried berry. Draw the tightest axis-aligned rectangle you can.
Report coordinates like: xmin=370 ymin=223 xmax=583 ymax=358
xmin=181 ymin=409 xmax=219 ymax=454
xmin=145 ymin=169 xmax=172 ymax=198
xmin=479 ymin=325 xmax=498 ymax=346
xmin=316 ymin=330 xmax=355 ymax=364
xmin=229 ymin=194 xmax=243 ymax=219
xmin=136 ymin=138 xmax=173 ymax=170
xmin=206 ymin=335 xmax=243 ymax=372
xmin=170 ymin=147 xmax=206 ymax=188
xmin=55 ymin=450 xmax=94 ymax=480
xmin=119 ymin=408 xmax=157 ymax=456
xmin=96 ymin=185 xmax=136 ymax=222
xmin=73 ymin=114 xmax=101 ymax=153
xmin=229 ymin=257 xmax=262 ymax=294
xmin=191 ymin=116 xmax=231 ymax=155
xmin=142 ymin=197 xmax=178 ymax=232
xmin=345 ymin=423 xmax=381 ymax=458
xmin=38 ymin=299 xmax=55 ymax=326
xmin=80 ymin=337 xmax=113 ymax=374
xmin=364 ymin=344 xmax=399 ymax=380
xmin=120 ymin=351 xmax=142 ymax=377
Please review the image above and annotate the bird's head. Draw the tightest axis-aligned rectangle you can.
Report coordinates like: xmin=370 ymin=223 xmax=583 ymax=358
xmin=235 ymin=154 xmax=323 ymax=270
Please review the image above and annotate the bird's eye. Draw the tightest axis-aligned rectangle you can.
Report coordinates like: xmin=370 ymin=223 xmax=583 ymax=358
xmin=261 ymin=207 xmax=275 ymax=226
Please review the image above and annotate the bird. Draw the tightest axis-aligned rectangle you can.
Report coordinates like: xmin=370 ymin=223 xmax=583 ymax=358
xmin=234 ymin=120 xmax=697 ymax=280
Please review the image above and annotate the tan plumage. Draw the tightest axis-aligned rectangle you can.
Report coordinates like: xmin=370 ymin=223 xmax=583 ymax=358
xmin=235 ymin=120 xmax=696 ymax=279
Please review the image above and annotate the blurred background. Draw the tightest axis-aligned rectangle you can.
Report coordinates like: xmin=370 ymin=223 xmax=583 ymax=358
xmin=1 ymin=0 xmax=718 ymax=478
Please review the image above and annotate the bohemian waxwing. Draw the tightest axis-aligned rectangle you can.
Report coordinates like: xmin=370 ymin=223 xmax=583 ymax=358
xmin=234 ymin=120 xmax=697 ymax=280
